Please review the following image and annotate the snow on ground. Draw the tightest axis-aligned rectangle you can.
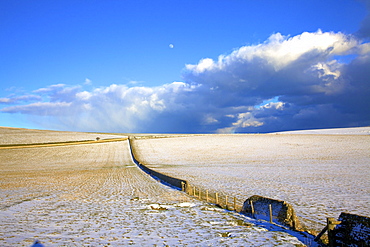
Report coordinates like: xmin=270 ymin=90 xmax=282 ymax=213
xmin=0 ymin=140 xmax=309 ymax=246
xmin=275 ymin=126 xmax=370 ymax=135
xmin=132 ymin=130 xmax=370 ymax=233
xmin=0 ymin=127 xmax=126 ymax=145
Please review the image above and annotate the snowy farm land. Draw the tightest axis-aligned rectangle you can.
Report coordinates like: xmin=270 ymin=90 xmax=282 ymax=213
xmin=1 ymin=126 xmax=369 ymax=246
xmin=1 ymin=127 xmax=309 ymax=246
xmin=0 ymin=127 xmax=127 ymax=145
xmin=132 ymin=127 xmax=370 ymax=234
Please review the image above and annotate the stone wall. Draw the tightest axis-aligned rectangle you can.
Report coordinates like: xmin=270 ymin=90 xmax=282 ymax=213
xmin=128 ymin=138 xmax=187 ymax=190
xmin=330 ymin=212 xmax=370 ymax=246
xmin=241 ymin=195 xmax=301 ymax=231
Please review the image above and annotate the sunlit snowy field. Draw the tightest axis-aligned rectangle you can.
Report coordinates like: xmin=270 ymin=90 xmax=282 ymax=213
xmin=0 ymin=129 xmax=309 ymax=246
xmin=133 ymin=127 xmax=370 ymax=232
xmin=0 ymin=127 xmax=126 ymax=145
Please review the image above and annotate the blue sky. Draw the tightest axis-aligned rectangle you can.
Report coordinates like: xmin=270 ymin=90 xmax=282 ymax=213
xmin=1 ymin=0 xmax=369 ymax=133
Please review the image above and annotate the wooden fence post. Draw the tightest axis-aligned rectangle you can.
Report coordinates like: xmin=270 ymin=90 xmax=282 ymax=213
xmin=206 ymin=190 xmax=209 ymax=202
xmin=250 ymin=200 xmax=255 ymax=218
xmin=225 ymin=195 xmax=228 ymax=209
xmin=199 ymin=189 xmax=202 ymax=200
xmin=216 ymin=193 xmax=219 ymax=205
xmin=269 ymin=204 xmax=273 ymax=223
xmin=314 ymin=225 xmax=328 ymax=243
xmin=193 ymin=186 xmax=196 ymax=197
xmin=327 ymin=217 xmax=341 ymax=247
xmin=233 ymin=197 xmax=237 ymax=211
xmin=315 ymin=217 xmax=341 ymax=245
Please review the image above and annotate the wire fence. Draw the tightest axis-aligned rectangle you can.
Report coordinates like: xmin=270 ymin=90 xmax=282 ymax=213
xmin=182 ymin=182 xmax=245 ymax=213
xmin=182 ymin=182 xmax=303 ymax=231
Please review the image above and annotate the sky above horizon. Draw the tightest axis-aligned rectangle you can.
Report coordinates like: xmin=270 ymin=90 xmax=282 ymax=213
xmin=1 ymin=0 xmax=370 ymax=133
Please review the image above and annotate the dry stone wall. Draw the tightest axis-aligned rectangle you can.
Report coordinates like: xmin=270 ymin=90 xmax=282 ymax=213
xmin=129 ymin=138 xmax=187 ymax=190
xmin=241 ymin=195 xmax=301 ymax=231
xmin=331 ymin=212 xmax=370 ymax=246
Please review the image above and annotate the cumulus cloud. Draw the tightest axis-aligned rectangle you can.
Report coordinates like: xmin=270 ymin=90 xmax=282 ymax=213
xmin=1 ymin=30 xmax=369 ymax=133
xmin=187 ymin=30 xmax=358 ymax=74
xmin=183 ymin=30 xmax=370 ymax=132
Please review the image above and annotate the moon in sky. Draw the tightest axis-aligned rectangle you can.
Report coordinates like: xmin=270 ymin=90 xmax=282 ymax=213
xmin=169 ymin=44 xmax=174 ymax=48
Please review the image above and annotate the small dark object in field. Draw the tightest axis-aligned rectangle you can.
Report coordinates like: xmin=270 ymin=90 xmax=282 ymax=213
xmin=151 ymin=205 xmax=167 ymax=210
xmin=219 ymin=232 xmax=231 ymax=237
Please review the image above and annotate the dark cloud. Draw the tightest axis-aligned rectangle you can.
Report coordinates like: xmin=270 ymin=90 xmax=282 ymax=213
xmin=182 ymin=30 xmax=369 ymax=133
xmin=356 ymin=0 xmax=370 ymax=39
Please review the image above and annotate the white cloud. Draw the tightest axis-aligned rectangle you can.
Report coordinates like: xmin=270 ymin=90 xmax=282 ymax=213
xmin=234 ymin=112 xmax=264 ymax=128
xmin=311 ymin=61 xmax=341 ymax=80
xmin=186 ymin=30 xmax=359 ymax=75
xmin=84 ymin=78 xmax=92 ymax=85
xmin=0 ymin=95 xmax=42 ymax=104
xmin=1 ymin=102 xmax=72 ymax=116
xmin=186 ymin=58 xmax=215 ymax=73
xmin=76 ymin=91 xmax=92 ymax=101
xmin=260 ymin=101 xmax=284 ymax=110
xmin=128 ymin=80 xmax=141 ymax=85
xmin=203 ymin=115 xmax=219 ymax=125
xmin=216 ymin=112 xmax=264 ymax=134
xmin=183 ymin=30 xmax=370 ymax=132
xmin=8 ymin=81 xmax=200 ymax=132
xmin=1 ymin=30 xmax=369 ymax=133
xmin=0 ymin=98 xmax=11 ymax=103
xmin=359 ymin=43 xmax=370 ymax=55
xmin=33 ymin=84 xmax=66 ymax=93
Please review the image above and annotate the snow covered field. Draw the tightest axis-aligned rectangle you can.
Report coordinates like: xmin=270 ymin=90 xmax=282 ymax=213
xmin=0 ymin=129 xmax=309 ymax=246
xmin=276 ymin=127 xmax=370 ymax=135
xmin=0 ymin=127 xmax=126 ymax=145
xmin=132 ymin=127 xmax=370 ymax=232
